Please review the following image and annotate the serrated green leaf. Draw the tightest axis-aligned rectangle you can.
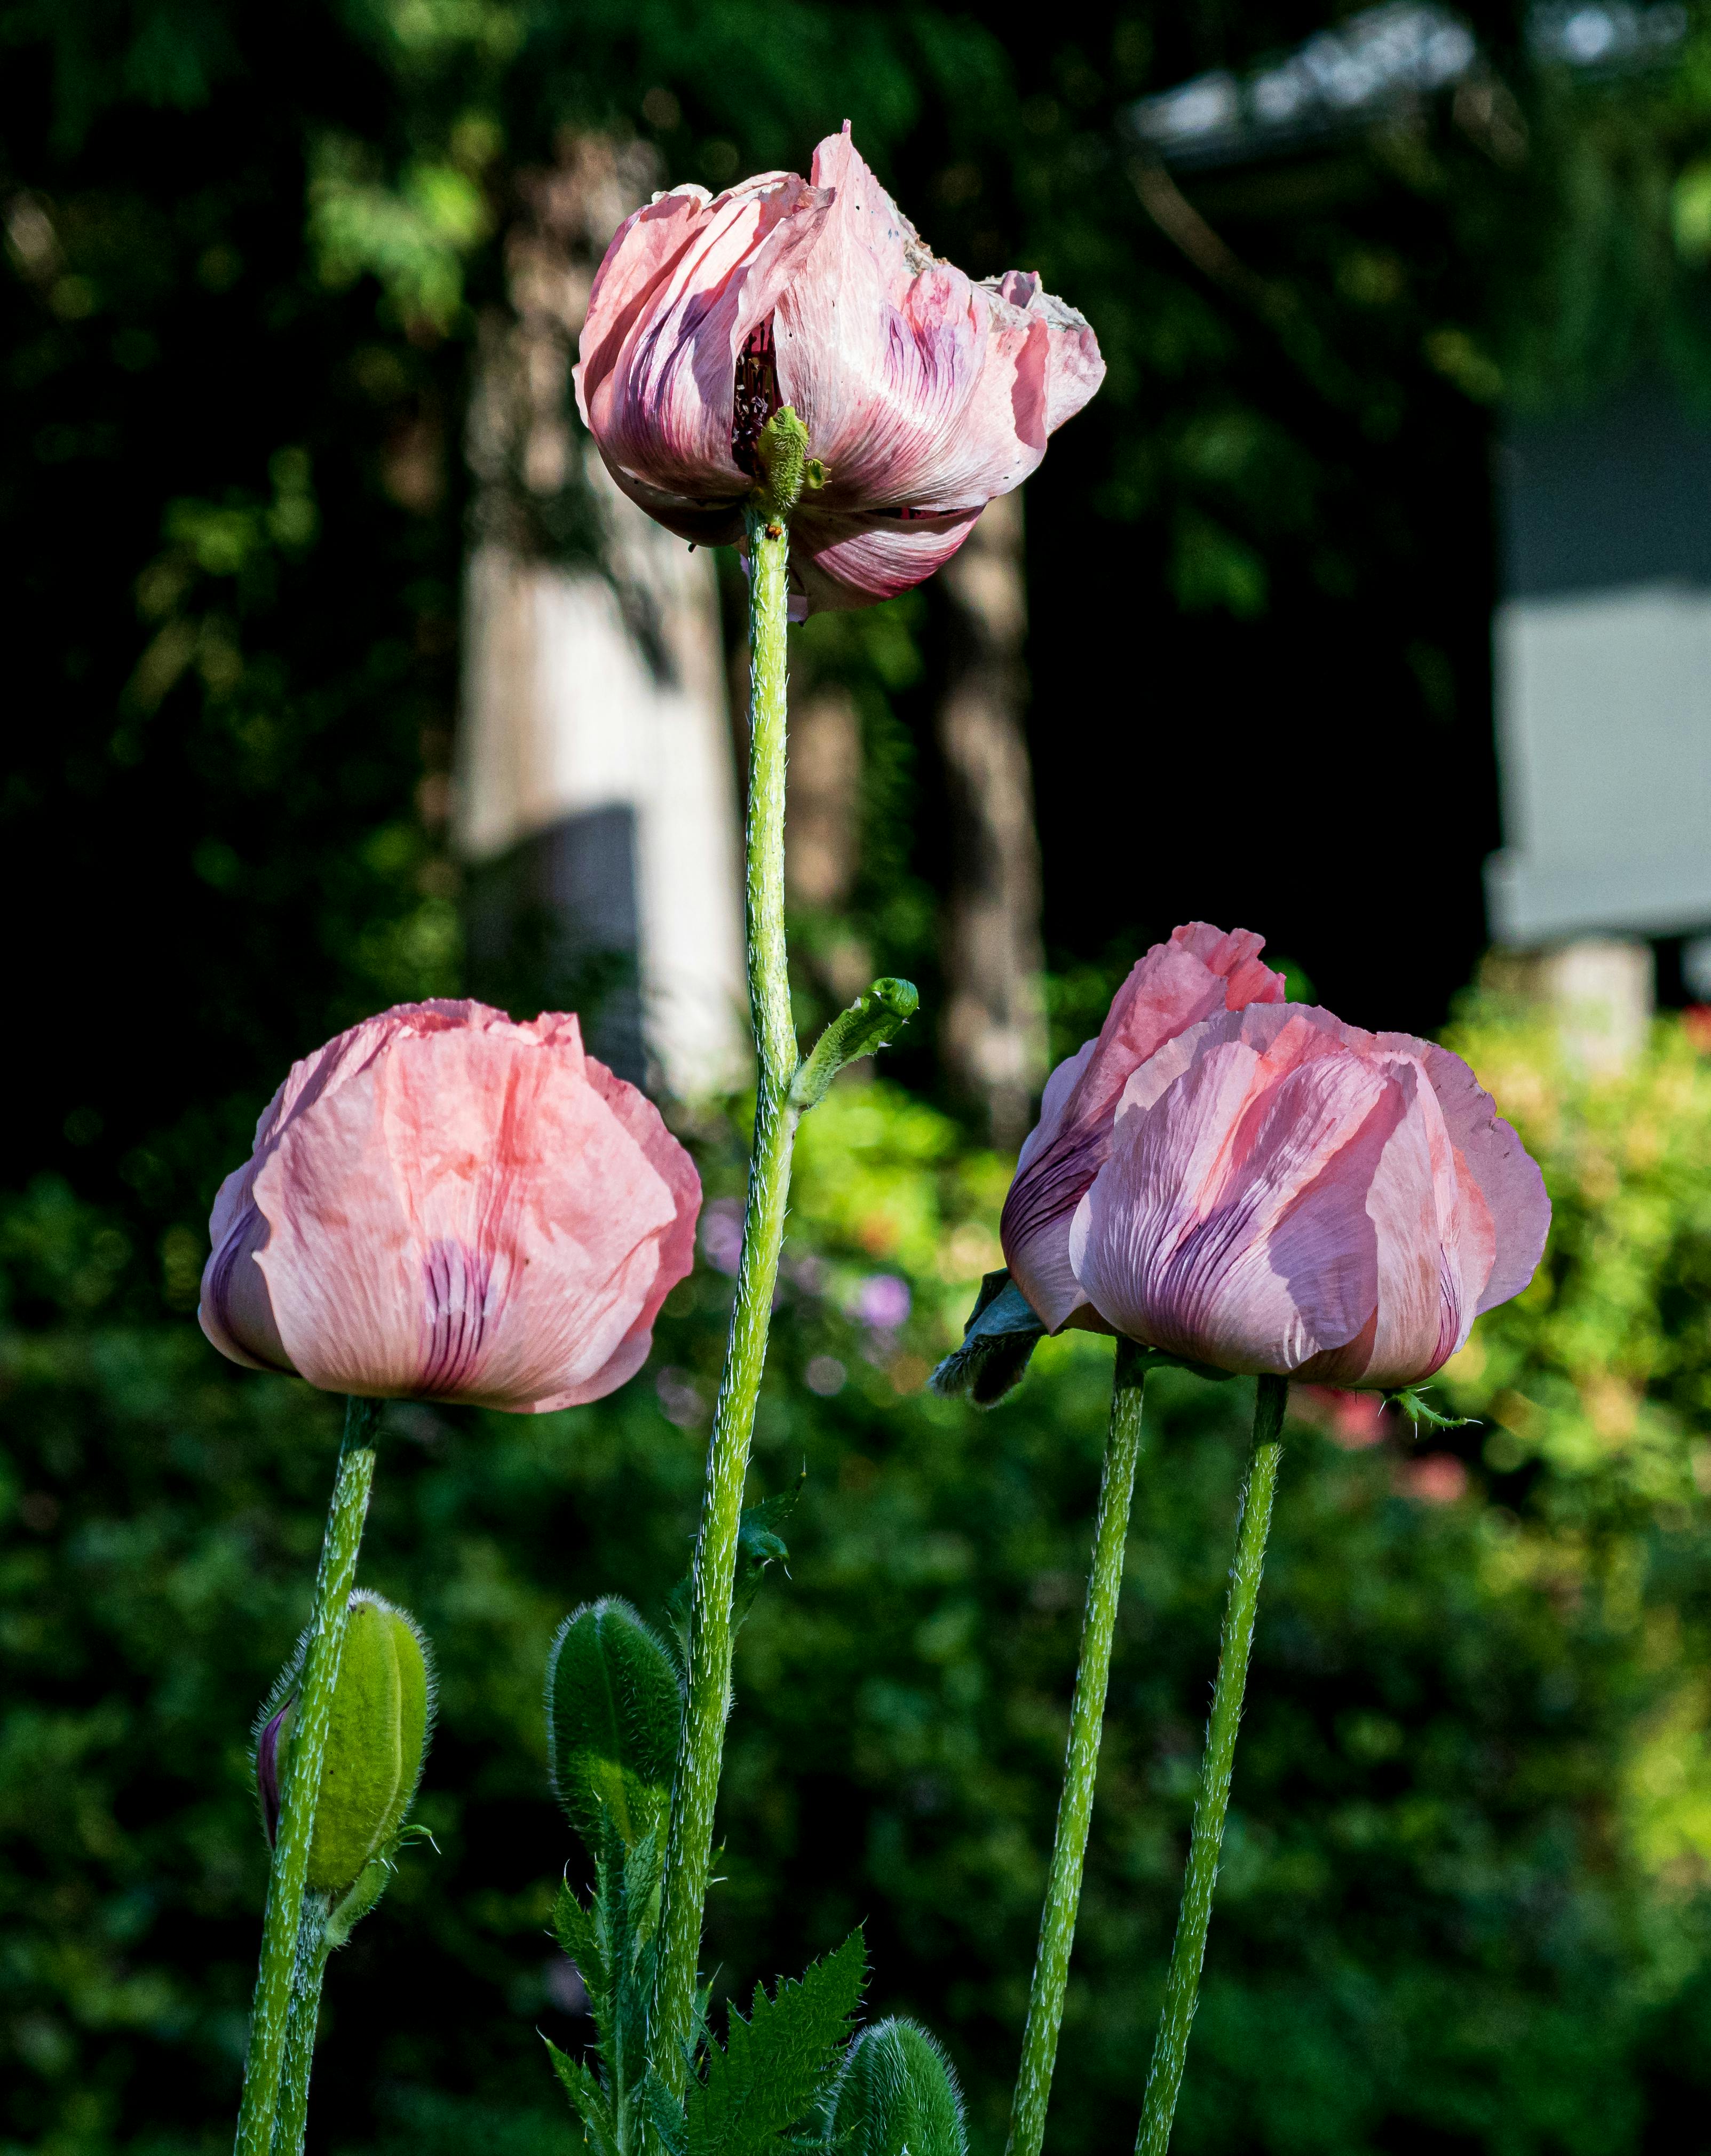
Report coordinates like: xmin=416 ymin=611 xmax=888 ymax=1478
xmin=684 ymin=1929 xmax=866 ymax=2156
xmin=644 ymin=2070 xmax=689 ymax=2156
xmin=553 ymin=1877 xmax=608 ymax=2018
xmin=545 ymin=2035 xmax=620 ymax=2156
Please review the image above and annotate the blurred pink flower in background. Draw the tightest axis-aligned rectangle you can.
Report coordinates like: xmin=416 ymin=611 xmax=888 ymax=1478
xmin=1009 ymin=985 xmax=1549 ymax=1390
xmin=1002 ymin=923 xmax=1287 ymax=1331
xmin=699 ymin=1196 xmax=746 ymax=1276
xmin=1399 ymin=1454 xmax=1470 ymax=1504
xmin=1296 ymin=1386 xmax=1390 ymax=1448
xmin=574 ymin=123 xmax=1104 ymax=614
xmin=854 ymin=1272 xmax=912 ymax=1331
xmin=200 ymin=1001 xmax=700 ymax=1412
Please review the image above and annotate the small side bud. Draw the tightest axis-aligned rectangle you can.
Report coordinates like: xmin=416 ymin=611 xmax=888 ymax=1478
xmin=790 ymin=978 xmax=919 ymax=1111
xmin=253 ymin=1591 xmax=435 ymax=1896
xmin=546 ymin=1598 xmax=682 ymax=1850
xmin=827 ymin=2018 xmax=968 ymax=2156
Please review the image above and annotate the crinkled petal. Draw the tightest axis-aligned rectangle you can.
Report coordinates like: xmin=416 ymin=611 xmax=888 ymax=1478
xmin=783 ymin=502 xmax=983 ymax=613
xmin=989 ymin=271 xmax=1106 ymax=433
xmin=529 ymin=1054 xmax=704 ymax=1412
xmin=1419 ymin=1040 xmax=1550 ymax=1313
xmin=1001 ymin=925 xmax=1285 ymax=1330
xmin=1072 ymin=1040 xmax=1397 ymax=1372
xmin=223 ymin=1012 xmax=696 ymax=1412
xmin=576 ymin=172 xmax=832 ymax=510
xmin=775 ymin=129 xmax=1105 ymax=516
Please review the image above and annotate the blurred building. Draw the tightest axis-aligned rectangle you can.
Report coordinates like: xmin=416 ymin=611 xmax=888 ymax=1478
xmin=1486 ymin=385 xmax=1711 ymax=987
xmin=1122 ymin=0 xmax=1710 ymax=1049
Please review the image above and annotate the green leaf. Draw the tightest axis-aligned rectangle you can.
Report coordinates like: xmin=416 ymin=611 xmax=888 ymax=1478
xmin=553 ymin=1878 xmax=609 ymax=2018
xmin=1387 ymin=1384 xmax=1477 ymax=1433
xmin=545 ymin=2036 xmax=620 ymax=2156
xmin=685 ymin=1929 xmax=867 ymax=2156
xmin=644 ymin=2071 xmax=689 ymax=2156
xmin=791 ymin=980 xmax=919 ymax=1112
xmin=826 ymin=2019 xmax=967 ymax=2156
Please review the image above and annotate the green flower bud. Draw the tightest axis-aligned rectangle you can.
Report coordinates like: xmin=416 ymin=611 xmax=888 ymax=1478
xmin=255 ymin=1590 xmax=434 ymax=1895
xmin=545 ymin=1597 xmax=680 ymax=1849
xmin=828 ymin=2018 xmax=968 ymax=2156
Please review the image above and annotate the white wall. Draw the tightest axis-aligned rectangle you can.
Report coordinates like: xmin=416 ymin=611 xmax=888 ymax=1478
xmin=1485 ymin=583 xmax=1711 ymax=946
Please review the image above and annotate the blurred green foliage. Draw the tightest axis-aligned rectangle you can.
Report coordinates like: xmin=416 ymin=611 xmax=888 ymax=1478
xmin=9 ymin=1018 xmax=1711 ymax=2156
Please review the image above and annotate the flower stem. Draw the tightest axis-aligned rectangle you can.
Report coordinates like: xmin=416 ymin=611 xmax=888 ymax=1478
xmin=270 ymin=1892 xmax=332 ymax=2156
xmin=653 ymin=503 xmax=798 ymax=2090
xmin=1134 ymin=1374 xmax=1286 ymax=2156
xmin=233 ymin=1398 xmax=379 ymax=2156
xmin=1005 ymin=1340 xmax=1150 ymax=2156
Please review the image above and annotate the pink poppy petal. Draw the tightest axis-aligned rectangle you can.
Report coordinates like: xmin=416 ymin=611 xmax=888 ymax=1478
xmin=1073 ymin=1041 xmax=1396 ymax=1372
xmin=784 ymin=503 xmax=983 ymax=612
xmin=775 ymin=129 xmax=1104 ymax=516
xmin=579 ymin=172 xmax=833 ymax=508
xmin=1419 ymin=1041 xmax=1550 ymax=1313
xmin=1001 ymin=925 xmax=1286 ymax=1330
xmin=234 ymin=1016 xmax=689 ymax=1410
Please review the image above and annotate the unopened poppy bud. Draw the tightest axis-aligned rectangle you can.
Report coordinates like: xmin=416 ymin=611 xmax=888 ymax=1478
xmin=828 ymin=2018 xmax=968 ymax=2156
xmin=545 ymin=1597 xmax=681 ymax=1849
xmin=254 ymin=1591 xmax=435 ymax=1893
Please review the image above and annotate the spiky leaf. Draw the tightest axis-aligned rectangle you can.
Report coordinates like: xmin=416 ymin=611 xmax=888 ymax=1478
xmin=684 ymin=1930 xmax=866 ymax=2156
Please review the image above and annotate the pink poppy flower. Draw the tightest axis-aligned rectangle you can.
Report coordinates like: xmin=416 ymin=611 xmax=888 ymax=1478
xmin=574 ymin=124 xmax=1104 ymax=615
xmin=200 ymin=1001 xmax=700 ymax=1413
xmin=1047 ymin=1000 xmax=1550 ymax=1389
xmin=1001 ymin=924 xmax=1288 ymax=1331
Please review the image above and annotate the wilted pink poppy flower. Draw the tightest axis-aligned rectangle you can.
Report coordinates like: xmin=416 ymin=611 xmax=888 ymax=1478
xmin=200 ymin=1001 xmax=700 ymax=1412
xmin=574 ymin=123 xmax=1104 ymax=614
xmin=1047 ymin=1000 xmax=1549 ymax=1389
xmin=1001 ymin=924 xmax=1288 ymax=1331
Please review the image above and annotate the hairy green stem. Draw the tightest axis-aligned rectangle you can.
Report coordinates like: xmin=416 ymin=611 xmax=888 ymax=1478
xmin=233 ymin=1397 xmax=379 ymax=2156
xmin=1006 ymin=1341 xmax=1150 ymax=2156
xmin=270 ymin=1892 xmax=333 ymax=2156
xmin=1135 ymin=1374 xmax=1286 ymax=2156
xmin=653 ymin=504 xmax=798 ymax=2089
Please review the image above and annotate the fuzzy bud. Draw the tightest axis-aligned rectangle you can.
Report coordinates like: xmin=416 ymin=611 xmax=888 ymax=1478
xmin=545 ymin=1597 xmax=681 ymax=1849
xmin=255 ymin=1590 xmax=435 ymax=1894
xmin=828 ymin=2018 xmax=968 ymax=2156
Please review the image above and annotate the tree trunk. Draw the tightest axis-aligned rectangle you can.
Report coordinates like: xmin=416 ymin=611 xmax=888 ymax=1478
xmin=454 ymin=137 xmax=747 ymax=1096
xmin=936 ymin=490 xmax=1047 ymax=1149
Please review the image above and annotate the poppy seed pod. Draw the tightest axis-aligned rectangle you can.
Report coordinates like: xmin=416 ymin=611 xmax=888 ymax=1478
xmin=828 ymin=2018 xmax=968 ymax=2156
xmin=256 ymin=1591 xmax=434 ymax=1894
xmin=200 ymin=1000 xmax=701 ymax=1412
xmin=574 ymin=124 xmax=1104 ymax=615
